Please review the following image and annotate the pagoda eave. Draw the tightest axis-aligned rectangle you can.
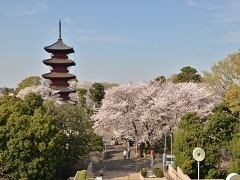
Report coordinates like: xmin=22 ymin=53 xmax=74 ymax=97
xmin=44 ymin=39 xmax=74 ymax=54
xmin=43 ymin=58 xmax=75 ymax=66
xmin=42 ymin=73 xmax=76 ymax=79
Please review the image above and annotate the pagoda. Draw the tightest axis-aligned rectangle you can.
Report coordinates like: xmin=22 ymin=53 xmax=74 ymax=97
xmin=42 ymin=20 xmax=76 ymax=100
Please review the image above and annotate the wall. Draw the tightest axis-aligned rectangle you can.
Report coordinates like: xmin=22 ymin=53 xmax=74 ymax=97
xmin=167 ymin=165 xmax=224 ymax=180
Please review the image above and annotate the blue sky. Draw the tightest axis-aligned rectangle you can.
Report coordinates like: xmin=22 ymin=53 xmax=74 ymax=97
xmin=1 ymin=0 xmax=240 ymax=88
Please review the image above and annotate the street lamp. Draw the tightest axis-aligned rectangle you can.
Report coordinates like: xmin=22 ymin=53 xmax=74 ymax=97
xmin=163 ymin=133 xmax=167 ymax=172
xmin=170 ymin=133 xmax=172 ymax=165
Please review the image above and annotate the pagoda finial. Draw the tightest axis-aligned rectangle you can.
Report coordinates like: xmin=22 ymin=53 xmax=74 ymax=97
xmin=59 ymin=19 xmax=62 ymax=40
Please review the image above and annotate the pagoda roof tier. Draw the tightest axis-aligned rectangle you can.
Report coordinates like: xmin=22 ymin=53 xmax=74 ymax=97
xmin=51 ymin=86 xmax=76 ymax=93
xmin=42 ymin=72 xmax=76 ymax=79
xmin=43 ymin=58 xmax=75 ymax=66
xmin=44 ymin=39 xmax=74 ymax=54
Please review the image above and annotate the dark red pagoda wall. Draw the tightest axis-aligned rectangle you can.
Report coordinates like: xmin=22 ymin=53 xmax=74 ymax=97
xmin=59 ymin=92 xmax=70 ymax=100
xmin=51 ymin=79 xmax=69 ymax=86
xmin=52 ymin=54 xmax=68 ymax=58
xmin=51 ymin=66 xmax=69 ymax=72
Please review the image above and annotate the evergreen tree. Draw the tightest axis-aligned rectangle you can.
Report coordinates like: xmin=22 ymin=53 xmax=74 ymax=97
xmin=0 ymin=94 xmax=65 ymax=179
xmin=173 ymin=66 xmax=201 ymax=83
xmin=173 ymin=112 xmax=204 ymax=178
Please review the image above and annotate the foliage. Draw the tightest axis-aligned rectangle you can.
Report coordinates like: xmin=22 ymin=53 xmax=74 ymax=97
xmin=202 ymin=51 xmax=240 ymax=98
xmin=141 ymin=168 xmax=147 ymax=177
xmin=16 ymin=76 xmax=41 ymax=93
xmin=78 ymin=88 xmax=88 ymax=107
xmin=0 ymin=92 xmax=100 ymax=179
xmin=173 ymin=66 xmax=201 ymax=83
xmin=90 ymin=135 xmax=104 ymax=151
xmin=76 ymin=170 xmax=94 ymax=180
xmin=206 ymin=169 xmax=225 ymax=179
xmin=173 ymin=112 xmax=204 ymax=178
xmin=205 ymin=110 xmax=238 ymax=146
xmin=173 ymin=102 xmax=240 ymax=179
xmin=155 ymin=75 xmax=166 ymax=83
xmin=153 ymin=168 xmax=164 ymax=178
xmin=0 ymin=94 xmax=65 ymax=180
xmin=227 ymin=133 xmax=240 ymax=174
xmin=53 ymin=103 xmax=102 ymax=178
xmin=89 ymin=82 xmax=105 ymax=107
xmin=78 ymin=170 xmax=86 ymax=180
xmin=225 ymin=84 xmax=240 ymax=112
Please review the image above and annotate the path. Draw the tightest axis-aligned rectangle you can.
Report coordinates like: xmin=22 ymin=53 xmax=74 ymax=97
xmin=90 ymin=132 xmax=163 ymax=180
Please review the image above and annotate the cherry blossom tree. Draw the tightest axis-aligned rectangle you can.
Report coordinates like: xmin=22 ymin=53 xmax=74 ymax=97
xmin=69 ymin=81 xmax=94 ymax=105
xmin=17 ymin=85 xmax=59 ymax=101
xmin=92 ymin=81 xmax=219 ymax=144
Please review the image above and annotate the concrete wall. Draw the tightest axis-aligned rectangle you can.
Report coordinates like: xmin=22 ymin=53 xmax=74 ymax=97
xmin=167 ymin=165 xmax=191 ymax=180
xmin=167 ymin=165 xmax=224 ymax=180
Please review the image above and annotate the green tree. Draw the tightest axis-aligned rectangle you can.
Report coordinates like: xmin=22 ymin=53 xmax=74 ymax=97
xmin=202 ymin=51 xmax=240 ymax=98
xmin=173 ymin=112 xmax=223 ymax=179
xmin=0 ymin=94 xmax=65 ymax=180
xmin=89 ymin=83 xmax=105 ymax=107
xmin=205 ymin=107 xmax=238 ymax=146
xmin=173 ymin=112 xmax=204 ymax=178
xmin=155 ymin=75 xmax=166 ymax=83
xmin=228 ymin=134 xmax=240 ymax=174
xmin=225 ymin=84 xmax=240 ymax=113
xmin=0 ymin=96 xmax=22 ymax=179
xmin=53 ymin=103 xmax=101 ymax=178
xmin=16 ymin=76 xmax=41 ymax=93
xmin=78 ymin=88 xmax=88 ymax=107
xmin=173 ymin=66 xmax=201 ymax=83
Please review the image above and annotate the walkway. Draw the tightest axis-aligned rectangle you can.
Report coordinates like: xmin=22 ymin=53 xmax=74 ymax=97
xmin=90 ymin=133 xmax=164 ymax=180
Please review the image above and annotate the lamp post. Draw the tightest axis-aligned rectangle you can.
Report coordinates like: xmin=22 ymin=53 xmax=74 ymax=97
xmin=170 ymin=133 xmax=172 ymax=165
xmin=163 ymin=133 xmax=167 ymax=172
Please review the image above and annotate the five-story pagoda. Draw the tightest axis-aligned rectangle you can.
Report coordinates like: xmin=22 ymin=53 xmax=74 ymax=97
xmin=42 ymin=20 xmax=76 ymax=100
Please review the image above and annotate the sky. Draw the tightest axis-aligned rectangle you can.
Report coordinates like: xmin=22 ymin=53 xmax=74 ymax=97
xmin=1 ymin=0 xmax=240 ymax=88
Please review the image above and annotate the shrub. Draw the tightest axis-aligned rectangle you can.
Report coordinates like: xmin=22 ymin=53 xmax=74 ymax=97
xmin=93 ymin=145 xmax=104 ymax=151
xmin=141 ymin=168 xmax=147 ymax=177
xmin=153 ymin=168 xmax=164 ymax=178
xmin=78 ymin=170 xmax=87 ymax=180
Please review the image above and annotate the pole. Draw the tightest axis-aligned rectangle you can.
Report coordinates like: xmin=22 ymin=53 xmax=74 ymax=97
xmin=136 ymin=142 xmax=138 ymax=158
xmin=104 ymin=142 xmax=107 ymax=160
xmin=198 ymin=161 xmax=200 ymax=180
xmin=170 ymin=134 xmax=172 ymax=164
xmin=163 ymin=133 xmax=167 ymax=171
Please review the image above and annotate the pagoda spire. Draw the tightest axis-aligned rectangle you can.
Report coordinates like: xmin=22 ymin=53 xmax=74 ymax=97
xmin=59 ymin=19 xmax=62 ymax=40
